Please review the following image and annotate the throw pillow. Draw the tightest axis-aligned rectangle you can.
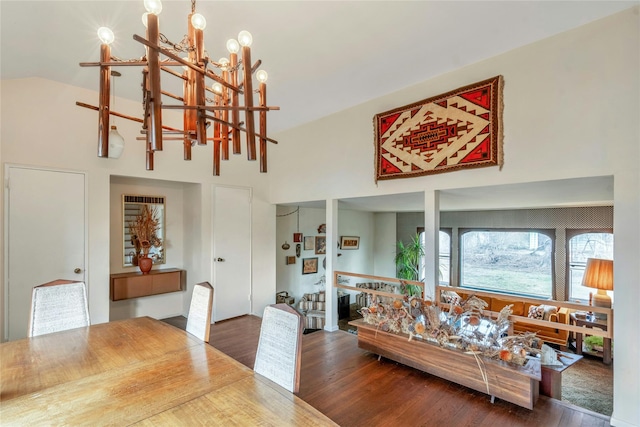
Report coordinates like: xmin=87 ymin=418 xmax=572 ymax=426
xmin=527 ymin=305 xmax=544 ymax=319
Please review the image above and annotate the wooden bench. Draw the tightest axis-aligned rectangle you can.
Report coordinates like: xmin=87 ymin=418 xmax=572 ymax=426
xmin=349 ymin=319 xmax=541 ymax=410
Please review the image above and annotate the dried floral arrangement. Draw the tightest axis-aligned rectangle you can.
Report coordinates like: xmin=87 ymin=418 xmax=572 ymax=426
xmin=128 ymin=205 xmax=163 ymax=257
xmin=360 ymin=294 xmax=543 ymax=367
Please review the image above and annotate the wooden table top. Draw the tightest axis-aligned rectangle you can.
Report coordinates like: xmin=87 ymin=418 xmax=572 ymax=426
xmin=0 ymin=316 xmax=336 ymax=426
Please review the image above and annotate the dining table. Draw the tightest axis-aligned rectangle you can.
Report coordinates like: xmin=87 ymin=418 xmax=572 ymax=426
xmin=0 ymin=316 xmax=337 ymax=426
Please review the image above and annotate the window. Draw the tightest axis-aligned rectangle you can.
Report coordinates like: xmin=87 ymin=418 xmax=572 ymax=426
xmin=417 ymin=229 xmax=450 ymax=285
xmin=438 ymin=231 xmax=450 ymax=285
xmin=460 ymin=230 xmax=553 ymax=298
xmin=567 ymin=232 xmax=613 ymax=302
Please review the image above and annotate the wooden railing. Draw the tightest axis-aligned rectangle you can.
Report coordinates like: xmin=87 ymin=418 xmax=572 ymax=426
xmin=332 ymin=271 xmax=612 ymax=341
xmin=333 ymin=271 xmax=424 ymax=301
xmin=436 ymin=285 xmax=613 ymax=340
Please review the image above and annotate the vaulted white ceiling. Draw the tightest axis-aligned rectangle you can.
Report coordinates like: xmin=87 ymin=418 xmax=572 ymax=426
xmin=1 ymin=1 xmax=631 ymax=211
xmin=1 ymin=1 xmax=635 ymax=134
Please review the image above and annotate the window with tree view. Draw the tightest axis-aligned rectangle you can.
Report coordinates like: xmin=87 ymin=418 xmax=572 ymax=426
xmin=460 ymin=230 xmax=553 ymax=298
xmin=568 ymin=232 xmax=613 ymax=302
xmin=418 ymin=230 xmax=450 ymax=285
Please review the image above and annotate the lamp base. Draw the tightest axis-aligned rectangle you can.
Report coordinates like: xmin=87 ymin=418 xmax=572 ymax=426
xmin=591 ymin=290 xmax=611 ymax=320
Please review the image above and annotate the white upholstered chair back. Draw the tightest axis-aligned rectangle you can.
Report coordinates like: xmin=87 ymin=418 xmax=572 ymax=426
xmin=254 ymin=304 xmax=304 ymax=393
xmin=186 ymin=282 xmax=214 ymax=342
xmin=29 ymin=280 xmax=90 ymax=337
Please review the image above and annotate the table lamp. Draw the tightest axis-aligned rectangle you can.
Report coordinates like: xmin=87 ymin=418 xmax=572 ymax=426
xmin=582 ymin=258 xmax=613 ymax=312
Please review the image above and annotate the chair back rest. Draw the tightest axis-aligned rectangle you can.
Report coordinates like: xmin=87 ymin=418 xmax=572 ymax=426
xmin=29 ymin=280 xmax=90 ymax=337
xmin=254 ymin=304 xmax=304 ymax=393
xmin=186 ymin=282 xmax=214 ymax=342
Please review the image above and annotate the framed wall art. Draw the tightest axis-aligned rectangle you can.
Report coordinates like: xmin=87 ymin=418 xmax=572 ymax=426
xmin=286 ymin=256 xmax=296 ymax=265
xmin=315 ymin=236 xmax=326 ymax=254
xmin=293 ymin=233 xmax=303 ymax=242
xmin=374 ymin=75 xmax=503 ymax=182
xmin=304 ymin=236 xmax=315 ymax=251
xmin=340 ymin=236 xmax=360 ymax=250
xmin=302 ymin=257 xmax=318 ymax=274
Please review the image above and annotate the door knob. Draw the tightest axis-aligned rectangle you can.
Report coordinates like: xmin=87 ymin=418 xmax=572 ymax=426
xmin=74 ymin=268 xmax=82 ymax=274
xmin=215 ymin=257 xmax=225 ymax=262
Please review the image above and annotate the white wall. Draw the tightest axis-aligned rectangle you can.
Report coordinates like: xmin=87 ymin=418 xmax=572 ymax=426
xmin=269 ymin=9 xmax=639 ymax=427
xmin=373 ymin=212 xmax=397 ymax=278
xmin=1 ymin=77 xmax=277 ymax=328
xmin=108 ymin=177 xmax=190 ymax=321
xmin=275 ymin=206 xmax=376 ymax=305
xmin=276 ymin=206 xmax=327 ymax=303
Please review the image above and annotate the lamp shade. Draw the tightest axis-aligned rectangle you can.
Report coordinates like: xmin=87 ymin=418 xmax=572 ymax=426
xmin=581 ymin=258 xmax=613 ymax=291
xmin=108 ymin=126 xmax=125 ymax=159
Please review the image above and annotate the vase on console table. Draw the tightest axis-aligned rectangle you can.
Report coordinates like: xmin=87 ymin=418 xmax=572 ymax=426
xmin=138 ymin=255 xmax=153 ymax=274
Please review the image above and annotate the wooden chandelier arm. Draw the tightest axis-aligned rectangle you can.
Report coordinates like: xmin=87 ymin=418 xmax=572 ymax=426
xmin=203 ymin=114 xmax=278 ymax=145
xmin=165 ymin=105 xmax=280 ymax=112
xmin=75 ymin=102 xmax=182 ymax=132
xmin=133 ymin=34 xmax=239 ymax=95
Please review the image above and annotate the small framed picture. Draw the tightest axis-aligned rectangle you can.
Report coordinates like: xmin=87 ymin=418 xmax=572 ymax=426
xmin=293 ymin=233 xmax=303 ymax=242
xmin=286 ymin=256 xmax=296 ymax=265
xmin=304 ymin=236 xmax=315 ymax=251
xmin=315 ymin=236 xmax=326 ymax=254
xmin=340 ymin=236 xmax=360 ymax=250
xmin=302 ymin=257 xmax=318 ymax=274
xmin=304 ymin=236 xmax=316 ymax=251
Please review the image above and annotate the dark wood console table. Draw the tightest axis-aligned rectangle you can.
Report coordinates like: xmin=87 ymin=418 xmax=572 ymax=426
xmin=110 ymin=268 xmax=186 ymax=301
xmin=570 ymin=313 xmax=612 ymax=365
xmin=540 ymin=351 xmax=582 ymax=399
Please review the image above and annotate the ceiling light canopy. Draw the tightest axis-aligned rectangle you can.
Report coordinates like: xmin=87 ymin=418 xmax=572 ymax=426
xmin=77 ymin=0 xmax=279 ymax=175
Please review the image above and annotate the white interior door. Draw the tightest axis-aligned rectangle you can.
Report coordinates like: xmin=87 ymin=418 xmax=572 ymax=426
xmin=212 ymin=186 xmax=251 ymax=321
xmin=5 ymin=166 xmax=86 ymax=341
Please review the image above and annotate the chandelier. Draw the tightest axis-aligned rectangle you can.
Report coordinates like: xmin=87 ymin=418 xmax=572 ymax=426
xmin=76 ymin=0 xmax=279 ymax=175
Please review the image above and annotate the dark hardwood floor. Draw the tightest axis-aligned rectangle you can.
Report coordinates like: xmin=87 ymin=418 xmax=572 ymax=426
xmin=162 ymin=315 xmax=611 ymax=427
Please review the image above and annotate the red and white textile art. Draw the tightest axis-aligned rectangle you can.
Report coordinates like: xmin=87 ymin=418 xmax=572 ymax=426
xmin=374 ymin=75 xmax=503 ymax=182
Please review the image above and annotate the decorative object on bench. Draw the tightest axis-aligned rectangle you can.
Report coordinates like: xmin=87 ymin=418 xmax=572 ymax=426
xmin=361 ymin=294 xmax=542 ymax=367
xmin=581 ymin=258 xmax=614 ymax=313
xmin=440 ymin=288 xmax=570 ymax=347
xmin=373 ymin=75 xmax=503 ymax=182
xmin=254 ymin=304 xmax=304 ymax=393
xmin=29 ymin=280 xmax=90 ymax=337
xmin=186 ymin=282 xmax=213 ymax=342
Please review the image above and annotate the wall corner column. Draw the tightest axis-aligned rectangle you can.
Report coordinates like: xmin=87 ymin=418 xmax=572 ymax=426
xmin=324 ymin=199 xmax=338 ymax=331
xmin=423 ymin=190 xmax=440 ymax=300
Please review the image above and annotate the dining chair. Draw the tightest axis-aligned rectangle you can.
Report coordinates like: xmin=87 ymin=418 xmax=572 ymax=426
xmin=29 ymin=280 xmax=90 ymax=337
xmin=254 ymin=303 xmax=304 ymax=393
xmin=186 ymin=282 xmax=214 ymax=342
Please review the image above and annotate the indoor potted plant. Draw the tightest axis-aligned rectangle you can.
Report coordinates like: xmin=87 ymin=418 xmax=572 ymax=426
xmin=395 ymin=233 xmax=425 ymax=296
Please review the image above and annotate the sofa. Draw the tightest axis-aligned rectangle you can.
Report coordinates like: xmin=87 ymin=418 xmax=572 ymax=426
xmin=439 ymin=288 xmax=570 ymax=348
